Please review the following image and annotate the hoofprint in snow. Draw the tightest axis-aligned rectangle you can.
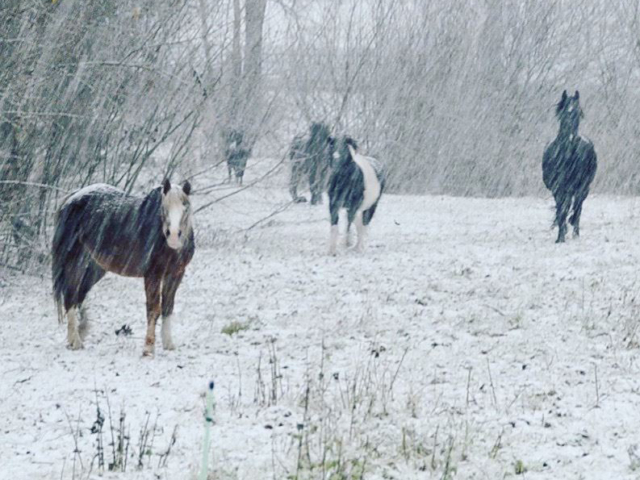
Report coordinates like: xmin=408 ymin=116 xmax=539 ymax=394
xmin=2 ymin=189 xmax=640 ymax=479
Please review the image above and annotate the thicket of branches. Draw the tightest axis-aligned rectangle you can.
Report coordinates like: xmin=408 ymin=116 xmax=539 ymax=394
xmin=282 ymin=0 xmax=640 ymax=196
xmin=2 ymin=0 xmax=640 ymax=267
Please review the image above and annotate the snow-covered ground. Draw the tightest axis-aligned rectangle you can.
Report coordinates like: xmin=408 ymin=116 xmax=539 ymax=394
xmin=3 ymin=185 xmax=640 ymax=479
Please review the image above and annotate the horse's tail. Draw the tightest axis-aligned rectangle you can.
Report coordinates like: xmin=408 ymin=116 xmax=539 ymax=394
xmin=51 ymin=204 xmax=68 ymax=324
xmin=52 ymin=196 xmax=79 ymax=324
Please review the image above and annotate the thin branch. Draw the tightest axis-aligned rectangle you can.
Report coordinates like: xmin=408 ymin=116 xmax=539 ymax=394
xmin=244 ymin=200 xmax=295 ymax=231
xmin=0 ymin=180 xmax=70 ymax=193
xmin=194 ymin=154 xmax=288 ymax=215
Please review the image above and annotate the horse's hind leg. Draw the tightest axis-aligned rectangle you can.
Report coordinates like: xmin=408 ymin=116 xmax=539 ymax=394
xmin=58 ymin=242 xmax=105 ymax=349
xmin=66 ymin=306 xmax=83 ymax=350
xmin=289 ymin=161 xmax=306 ymax=203
xmin=354 ymin=211 xmax=366 ymax=252
xmin=346 ymin=207 xmax=357 ymax=247
xmin=356 ymin=201 xmax=380 ymax=252
xmin=75 ymin=263 xmax=106 ymax=341
xmin=569 ymin=190 xmax=589 ymax=238
xmin=160 ymin=272 xmax=185 ymax=351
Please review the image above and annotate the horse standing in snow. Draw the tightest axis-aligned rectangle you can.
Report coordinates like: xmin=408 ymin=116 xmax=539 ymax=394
xmin=543 ymin=90 xmax=597 ymax=243
xmin=288 ymin=122 xmax=335 ymax=205
xmin=225 ymin=129 xmax=252 ymax=185
xmin=52 ymin=179 xmax=194 ymax=356
xmin=328 ymin=136 xmax=385 ymax=255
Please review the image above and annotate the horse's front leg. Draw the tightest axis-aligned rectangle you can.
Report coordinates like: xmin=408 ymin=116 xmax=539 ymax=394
xmin=328 ymin=201 xmax=340 ymax=255
xmin=570 ymin=190 xmax=589 ymax=238
xmin=161 ymin=272 xmax=185 ymax=351
xmin=554 ymin=193 xmax=570 ymax=243
xmin=143 ymin=275 xmax=162 ymax=357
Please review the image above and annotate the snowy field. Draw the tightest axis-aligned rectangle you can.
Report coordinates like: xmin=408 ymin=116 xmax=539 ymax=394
xmin=3 ymin=185 xmax=640 ymax=479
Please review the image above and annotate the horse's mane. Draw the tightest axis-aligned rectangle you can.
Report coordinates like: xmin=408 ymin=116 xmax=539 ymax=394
xmin=555 ymin=98 xmax=566 ymax=117
xmin=138 ymin=186 xmax=163 ymax=231
xmin=307 ymin=122 xmax=332 ymax=150
xmin=344 ymin=136 xmax=358 ymax=150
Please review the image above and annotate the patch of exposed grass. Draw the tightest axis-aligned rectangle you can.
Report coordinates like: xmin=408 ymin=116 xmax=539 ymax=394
xmin=221 ymin=320 xmax=251 ymax=336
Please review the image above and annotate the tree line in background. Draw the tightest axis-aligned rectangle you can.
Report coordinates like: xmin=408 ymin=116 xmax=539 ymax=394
xmin=1 ymin=0 xmax=640 ymax=266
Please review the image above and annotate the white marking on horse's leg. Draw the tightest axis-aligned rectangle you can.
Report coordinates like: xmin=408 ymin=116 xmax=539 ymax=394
xmin=143 ymin=320 xmax=156 ymax=357
xmin=354 ymin=213 xmax=366 ymax=252
xmin=143 ymin=343 xmax=155 ymax=357
xmin=78 ymin=304 xmax=90 ymax=340
xmin=162 ymin=315 xmax=176 ymax=350
xmin=328 ymin=225 xmax=339 ymax=255
xmin=67 ymin=307 xmax=83 ymax=350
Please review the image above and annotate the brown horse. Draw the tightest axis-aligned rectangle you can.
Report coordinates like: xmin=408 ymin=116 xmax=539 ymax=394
xmin=52 ymin=179 xmax=195 ymax=356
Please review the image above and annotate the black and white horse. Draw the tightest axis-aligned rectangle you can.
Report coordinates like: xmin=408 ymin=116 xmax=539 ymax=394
xmin=52 ymin=180 xmax=194 ymax=356
xmin=327 ymin=137 xmax=385 ymax=255
xmin=225 ymin=129 xmax=252 ymax=185
xmin=289 ymin=122 xmax=335 ymax=205
xmin=542 ymin=90 xmax=597 ymax=243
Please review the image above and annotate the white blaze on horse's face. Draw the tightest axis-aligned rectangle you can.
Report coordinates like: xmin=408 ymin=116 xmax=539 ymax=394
xmin=161 ymin=180 xmax=192 ymax=250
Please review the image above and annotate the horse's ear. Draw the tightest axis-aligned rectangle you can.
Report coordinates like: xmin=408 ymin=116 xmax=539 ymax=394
xmin=574 ymin=90 xmax=580 ymax=100
xmin=556 ymin=90 xmax=568 ymax=115
xmin=182 ymin=181 xmax=192 ymax=196
xmin=162 ymin=179 xmax=171 ymax=195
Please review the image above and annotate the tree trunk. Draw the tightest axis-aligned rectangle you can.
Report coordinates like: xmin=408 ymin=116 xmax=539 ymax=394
xmin=244 ymin=0 xmax=267 ymax=86
xmin=227 ymin=0 xmax=243 ymax=127
xmin=242 ymin=0 xmax=267 ymax=138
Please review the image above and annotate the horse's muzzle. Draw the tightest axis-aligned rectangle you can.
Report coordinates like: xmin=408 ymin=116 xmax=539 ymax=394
xmin=166 ymin=236 xmax=183 ymax=250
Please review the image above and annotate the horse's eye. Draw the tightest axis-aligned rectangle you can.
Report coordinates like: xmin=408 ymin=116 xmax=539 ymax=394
xmin=165 ymin=228 xmax=170 ymax=236
xmin=178 ymin=230 xmax=182 ymax=238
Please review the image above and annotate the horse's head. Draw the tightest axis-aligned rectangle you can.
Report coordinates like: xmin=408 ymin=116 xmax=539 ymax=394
xmin=307 ymin=122 xmax=333 ymax=153
xmin=309 ymin=122 xmax=331 ymax=141
xmin=161 ymin=179 xmax=192 ymax=250
xmin=331 ymin=136 xmax=358 ymax=167
xmin=227 ymin=129 xmax=244 ymax=149
xmin=556 ymin=90 xmax=583 ymax=133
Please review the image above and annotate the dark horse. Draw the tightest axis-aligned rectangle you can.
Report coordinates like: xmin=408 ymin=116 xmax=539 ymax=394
xmin=543 ymin=90 xmax=597 ymax=243
xmin=328 ymin=136 xmax=385 ymax=255
xmin=224 ymin=129 xmax=252 ymax=185
xmin=289 ymin=122 xmax=335 ymax=205
xmin=52 ymin=180 xmax=194 ymax=356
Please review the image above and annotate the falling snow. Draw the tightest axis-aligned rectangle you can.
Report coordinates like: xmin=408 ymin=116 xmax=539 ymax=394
xmin=2 ymin=1 xmax=640 ymax=479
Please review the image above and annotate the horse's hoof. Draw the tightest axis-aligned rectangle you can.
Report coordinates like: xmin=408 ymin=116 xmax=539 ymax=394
xmin=163 ymin=340 xmax=176 ymax=351
xmin=67 ymin=340 xmax=84 ymax=351
xmin=142 ymin=347 xmax=155 ymax=357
